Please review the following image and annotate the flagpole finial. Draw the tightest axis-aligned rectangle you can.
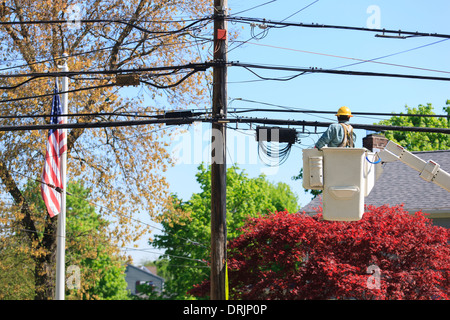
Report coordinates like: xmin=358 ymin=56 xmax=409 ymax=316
xmin=57 ymin=52 xmax=68 ymax=69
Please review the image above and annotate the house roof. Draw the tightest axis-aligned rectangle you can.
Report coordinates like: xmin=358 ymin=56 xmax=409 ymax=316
xmin=125 ymin=264 xmax=165 ymax=282
xmin=301 ymin=150 xmax=450 ymax=215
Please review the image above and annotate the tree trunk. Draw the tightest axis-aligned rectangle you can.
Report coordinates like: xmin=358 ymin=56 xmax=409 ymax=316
xmin=34 ymin=218 xmax=57 ymax=300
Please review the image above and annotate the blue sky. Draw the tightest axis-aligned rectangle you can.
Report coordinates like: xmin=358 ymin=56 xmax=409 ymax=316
xmin=130 ymin=0 xmax=450 ymax=263
xmin=167 ymin=0 xmax=450 ymax=205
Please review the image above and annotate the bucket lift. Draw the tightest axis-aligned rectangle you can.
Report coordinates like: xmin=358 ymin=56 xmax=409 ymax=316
xmin=378 ymin=141 xmax=450 ymax=192
xmin=302 ymin=141 xmax=450 ymax=221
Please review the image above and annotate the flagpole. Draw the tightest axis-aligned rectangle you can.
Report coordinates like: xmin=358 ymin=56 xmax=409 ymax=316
xmin=55 ymin=54 xmax=68 ymax=300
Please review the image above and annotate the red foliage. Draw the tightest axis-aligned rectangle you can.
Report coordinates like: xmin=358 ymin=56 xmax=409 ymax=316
xmin=189 ymin=205 xmax=450 ymax=300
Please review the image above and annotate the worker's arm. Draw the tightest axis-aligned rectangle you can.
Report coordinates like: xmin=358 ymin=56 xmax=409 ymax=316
xmin=315 ymin=125 xmax=336 ymax=150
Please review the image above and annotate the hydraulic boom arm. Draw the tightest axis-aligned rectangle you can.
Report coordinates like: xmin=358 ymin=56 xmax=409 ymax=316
xmin=378 ymin=141 xmax=450 ymax=192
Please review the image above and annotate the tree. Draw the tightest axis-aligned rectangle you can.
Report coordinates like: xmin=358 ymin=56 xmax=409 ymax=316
xmin=292 ymin=168 xmax=322 ymax=199
xmin=189 ymin=205 xmax=450 ymax=300
xmin=376 ymin=102 xmax=450 ymax=151
xmin=63 ymin=182 xmax=129 ymax=300
xmin=0 ymin=180 xmax=129 ymax=299
xmin=0 ymin=226 xmax=35 ymax=299
xmin=151 ymin=163 xmax=300 ymax=299
xmin=0 ymin=0 xmax=211 ymax=299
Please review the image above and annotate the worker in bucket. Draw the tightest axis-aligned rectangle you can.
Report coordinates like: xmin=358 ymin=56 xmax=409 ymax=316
xmin=315 ymin=106 xmax=356 ymax=150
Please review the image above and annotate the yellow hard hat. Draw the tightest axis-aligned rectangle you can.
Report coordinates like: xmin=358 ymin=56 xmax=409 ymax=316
xmin=336 ymin=106 xmax=353 ymax=117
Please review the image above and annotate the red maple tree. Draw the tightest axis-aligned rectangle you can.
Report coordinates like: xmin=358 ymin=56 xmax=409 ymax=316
xmin=189 ymin=205 xmax=450 ymax=300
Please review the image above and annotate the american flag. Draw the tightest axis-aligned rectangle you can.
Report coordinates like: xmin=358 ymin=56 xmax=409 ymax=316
xmin=41 ymin=83 xmax=66 ymax=217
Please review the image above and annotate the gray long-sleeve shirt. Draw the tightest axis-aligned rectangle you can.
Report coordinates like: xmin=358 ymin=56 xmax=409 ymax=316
xmin=315 ymin=121 xmax=357 ymax=149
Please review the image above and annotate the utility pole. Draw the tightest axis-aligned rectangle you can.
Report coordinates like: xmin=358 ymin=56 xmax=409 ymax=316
xmin=211 ymin=0 xmax=228 ymax=300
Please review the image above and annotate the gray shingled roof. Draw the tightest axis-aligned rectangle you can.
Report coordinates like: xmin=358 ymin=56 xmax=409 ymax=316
xmin=301 ymin=150 xmax=450 ymax=214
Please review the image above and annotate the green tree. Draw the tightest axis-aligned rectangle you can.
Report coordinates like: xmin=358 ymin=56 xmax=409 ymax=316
xmin=292 ymin=168 xmax=322 ymax=199
xmin=377 ymin=102 xmax=450 ymax=151
xmin=151 ymin=163 xmax=300 ymax=299
xmin=0 ymin=180 xmax=129 ymax=300
xmin=63 ymin=182 xmax=129 ymax=300
xmin=0 ymin=233 xmax=35 ymax=299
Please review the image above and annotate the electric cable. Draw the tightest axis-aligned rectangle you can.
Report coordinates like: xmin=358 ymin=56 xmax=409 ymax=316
xmin=227 ymin=16 xmax=450 ymax=39
xmin=0 ymin=76 xmax=45 ymax=90
xmin=236 ymin=40 xmax=450 ymax=75
xmin=332 ymin=38 xmax=450 ymax=71
xmin=6 ymin=168 xmax=209 ymax=250
xmin=0 ymin=63 xmax=210 ymax=101
xmin=280 ymin=0 xmax=320 ymax=22
xmin=0 ymin=16 xmax=213 ymax=78
xmin=0 ymin=115 xmax=448 ymax=134
xmin=0 ymin=17 xmax=213 ymax=36
xmin=258 ymin=139 xmax=293 ymax=166
xmin=226 ymin=116 xmax=450 ymax=134
xmin=229 ymin=0 xmax=278 ymax=16
xmin=0 ymin=35 xmax=212 ymax=73
xmin=122 ymin=247 xmax=208 ymax=264
xmin=228 ymin=98 xmax=450 ymax=118
xmin=232 ymin=62 xmax=450 ymax=82
xmin=139 ymin=69 xmax=204 ymax=89
xmin=0 ymin=109 xmax=209 ymax=121
xmin=227 ymin=0 xmax=320 ymax=54
xmin=0 ymin=62 xmax=210 ymax=79
xmin=0 ymin=220 xmax=208 ymax=267
xmin=0 ymin=83 xmax=115 ymax=104
xmin=240 ymin=65 xmax=306 ymax=81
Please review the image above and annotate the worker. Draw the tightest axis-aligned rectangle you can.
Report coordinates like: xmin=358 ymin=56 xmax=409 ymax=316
xmin=315 ymin=106 xmax=356 ymax=150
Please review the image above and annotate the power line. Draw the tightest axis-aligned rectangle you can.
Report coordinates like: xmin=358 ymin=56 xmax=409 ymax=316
xmin=230 ymin=0 xmax=278 ymax=16
xmin=0 ymin=117 xmax=195 ymax=132
xmin=0 ymin=35 xmax=212 ymax=73
xmin=0 ymin=17 xmax=213 ymax=36
xmin=1 ymin=57 xmax=449 ymax=96
xmin=231 ymin=108 xmax=450 ymax=119
xmin=0 ymin=110 xmax=209 ymax=121
xmin=229 ymin=98 xmax=450 ymax=118
xmin=226 ymin=117 xmax=450 ymax=134
xmin=232 ymin=62 xmax=450 ymax=82
xmin=228 ymin=16 xmax=450 ymax=39
xmin=122 ymin=247 xmax=208 ymax=264
xmin=0 ymin=115 xmax=448 ymax=134
xmin=0 ymin=63 xmax=210 ymax=79
xmin=237 ymin=40 xmax=450 ymax=75
xmin=7 ymin=168 xmax=209 ymax=250
xmin=281 ymin=0 xmax=320 ymax=22
xmin=332 ymin=38 xmax=450 ymax=71
xmin=140 ymin=69 xmax=205 ymax=89
xmin=0 ymin=65 xmax=208 ymax=99
xmin=227 ymin=0 xmax=319 ymax=54
xmin=0 ymin=83 xmax=115 ymax=103
xmin=0 ymin=16 xmax=213 ymax=76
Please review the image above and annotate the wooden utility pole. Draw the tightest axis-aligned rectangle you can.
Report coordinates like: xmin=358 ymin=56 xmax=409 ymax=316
xmin=211 ymin=0 xmax=228 ymax=300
